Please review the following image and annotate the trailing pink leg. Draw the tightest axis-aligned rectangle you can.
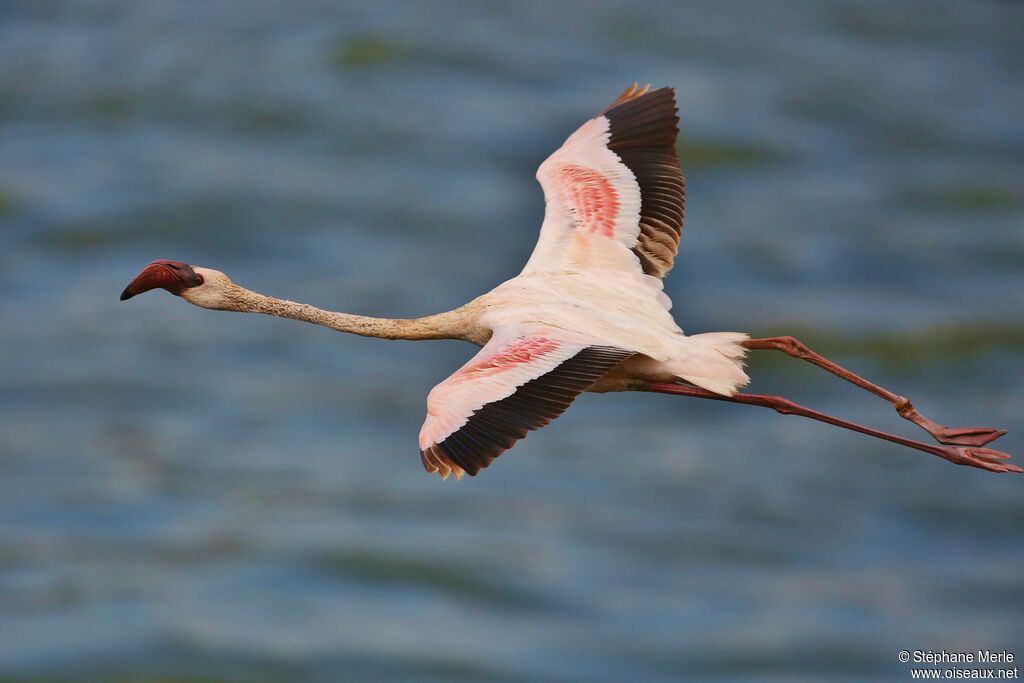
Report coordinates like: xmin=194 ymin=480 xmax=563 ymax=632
xmin=743 ymin=336 xmax=1006 ymax=447
xmin=646 ymin=383 xmax=1020 ymax=474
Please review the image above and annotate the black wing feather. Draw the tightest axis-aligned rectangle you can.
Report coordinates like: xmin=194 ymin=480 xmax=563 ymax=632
xmin=603 ymin=87 xmax=685 ymax=278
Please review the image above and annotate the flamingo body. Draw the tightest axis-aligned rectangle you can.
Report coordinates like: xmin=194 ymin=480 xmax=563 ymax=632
xmin=417 ymin=85 xmax=749 ymax=478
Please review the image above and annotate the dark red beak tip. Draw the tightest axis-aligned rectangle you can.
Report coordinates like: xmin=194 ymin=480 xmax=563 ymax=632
xmin=120 ymin=260 xmax=200 ymax=301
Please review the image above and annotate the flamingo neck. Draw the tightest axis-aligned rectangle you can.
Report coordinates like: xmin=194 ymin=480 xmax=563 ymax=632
xmin=215 ymin=284 xmax=482 ymax=343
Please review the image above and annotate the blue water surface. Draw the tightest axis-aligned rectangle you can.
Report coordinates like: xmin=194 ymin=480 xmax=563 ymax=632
xmin=1 ymin=2 xmax=1022 ymax=681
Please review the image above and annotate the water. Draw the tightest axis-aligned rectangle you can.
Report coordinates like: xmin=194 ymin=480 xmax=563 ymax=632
xmin=1 ymin=1 xmax=1022 ymax=681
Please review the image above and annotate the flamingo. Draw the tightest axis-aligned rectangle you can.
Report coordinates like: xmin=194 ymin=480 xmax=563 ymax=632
xmin=121 ymin=84 xmax=1017 ymax=479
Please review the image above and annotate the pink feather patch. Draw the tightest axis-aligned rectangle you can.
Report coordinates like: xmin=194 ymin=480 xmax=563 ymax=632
xmin=560 ymin=164 xmax=619 ymax=237
xmin=450 ymin=337 xmax=559 ymax=383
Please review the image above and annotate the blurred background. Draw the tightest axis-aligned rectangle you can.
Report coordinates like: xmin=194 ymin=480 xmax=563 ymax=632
xmin=1 ymin=1 xmax=1022 ymax=681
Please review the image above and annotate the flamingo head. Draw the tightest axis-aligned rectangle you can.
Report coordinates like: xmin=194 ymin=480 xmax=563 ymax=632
xmin=120 ymin=260 xmax=204 ymax=300
xmin=121 ymin=260 xmax=235 ymax=310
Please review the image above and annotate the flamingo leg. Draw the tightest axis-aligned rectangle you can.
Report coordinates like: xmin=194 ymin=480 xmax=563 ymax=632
xmin=743 ymin=336 xmax=1006 ymax=447
xmin=645 ymin=383 xmax=1020 ymax=473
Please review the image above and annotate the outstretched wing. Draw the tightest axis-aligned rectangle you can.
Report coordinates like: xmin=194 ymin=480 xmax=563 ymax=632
xmin=523 ymin=84 xmax=685 ymax=279
xmin=419 ymin=332 xmax=633 ymax=479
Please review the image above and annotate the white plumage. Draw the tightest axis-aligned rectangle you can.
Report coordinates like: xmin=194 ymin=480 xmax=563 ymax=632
xmin=418 ymin=84 xmax=749 ymax=477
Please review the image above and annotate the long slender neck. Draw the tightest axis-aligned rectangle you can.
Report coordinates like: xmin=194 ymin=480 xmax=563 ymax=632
xmin=204 ymin=283 xmax=485 ymax=344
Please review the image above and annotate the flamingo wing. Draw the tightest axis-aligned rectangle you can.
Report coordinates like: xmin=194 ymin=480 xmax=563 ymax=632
xmin=523 ymin=84 xmax=685 ymax=279
xmin=419 ymin=331 xmax=633 ymax=479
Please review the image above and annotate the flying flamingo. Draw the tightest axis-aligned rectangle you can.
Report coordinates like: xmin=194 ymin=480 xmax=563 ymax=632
xmin=121 ymin=84 xmax=1017 ymax=479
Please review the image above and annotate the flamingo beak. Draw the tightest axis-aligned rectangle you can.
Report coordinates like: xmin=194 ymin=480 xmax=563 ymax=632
xmin=120 ymin=260 xmax=203 ymax=300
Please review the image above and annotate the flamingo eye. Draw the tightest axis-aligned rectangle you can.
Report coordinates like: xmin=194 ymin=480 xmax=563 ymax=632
xmin=194 ymin=274 xmax=204 ymax=285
